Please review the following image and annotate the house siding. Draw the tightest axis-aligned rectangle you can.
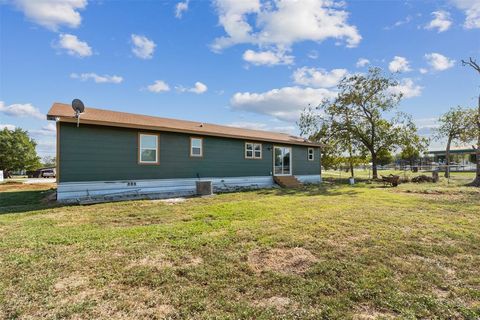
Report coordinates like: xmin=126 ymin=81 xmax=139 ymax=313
xmin=59 ymin=122 xmax=320 ymax=183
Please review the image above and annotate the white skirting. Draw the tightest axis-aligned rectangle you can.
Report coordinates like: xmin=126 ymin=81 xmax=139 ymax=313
xmin=296 ymin=174 xmax=322 ymax=184
xmin=57 ymin=176 xmax=275 ymax=202
xmin=57 ymin=174 xmax=322 ymax=203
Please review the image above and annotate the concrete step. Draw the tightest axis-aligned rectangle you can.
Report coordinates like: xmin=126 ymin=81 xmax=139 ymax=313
xmin=273 ymin=176 xmax=303 ymax=188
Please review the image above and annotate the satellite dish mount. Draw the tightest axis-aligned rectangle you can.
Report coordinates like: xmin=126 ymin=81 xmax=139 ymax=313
xmin=71 ymin=99 xmax=85 ymax=127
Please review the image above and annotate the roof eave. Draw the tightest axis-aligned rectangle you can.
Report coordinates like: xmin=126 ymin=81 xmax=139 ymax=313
xmin=52 ymin=116 xmax=321 ymax=147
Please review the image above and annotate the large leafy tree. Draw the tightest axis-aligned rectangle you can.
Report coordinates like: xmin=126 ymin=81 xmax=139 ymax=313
xmin=0 ymin=128 xmax=41 ymax=178
xmin=299 ymin=67 xmax=422 ymax=179
xmin=461 ymin=57 xmax=480 ymax=186
xmin=299 ymin=105 xmax=365 ymax=177
xmin=433 ymin=106 xmax=472 ymax=178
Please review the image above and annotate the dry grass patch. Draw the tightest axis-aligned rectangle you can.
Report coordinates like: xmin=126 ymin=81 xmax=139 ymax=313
xmin=247 ymin=247 xmax=318 ymax=275
xmin=353 ymin=305 xmax=397 ymax=319
xmin=255 ymin=296 xmax=295 ymax=311
xmin=54 ymin=274 xmax=89 ymax=292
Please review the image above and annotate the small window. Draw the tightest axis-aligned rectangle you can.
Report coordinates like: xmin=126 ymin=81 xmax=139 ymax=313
xmin=245 ymin=142 xmax=262 ymax=159
xmin=190 ymin=137 xmax=203 ymax=157
xmin=139 ymin=133 xmax=159 ymax=164
xmin=308 ymin=148 xmax=314 ymax=161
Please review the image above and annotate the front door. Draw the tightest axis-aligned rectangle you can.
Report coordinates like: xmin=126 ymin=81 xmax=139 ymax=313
xmin=274 ymin=146 xmax=292 ymax=176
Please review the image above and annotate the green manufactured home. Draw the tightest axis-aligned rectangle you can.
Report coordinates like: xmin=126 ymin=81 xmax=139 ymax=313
xmin=47 ymin=103 xmax=321 ymax=202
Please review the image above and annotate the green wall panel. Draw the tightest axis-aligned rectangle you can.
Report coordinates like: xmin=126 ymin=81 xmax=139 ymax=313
xmin=59 ymin=122 xmax=320 ymax=182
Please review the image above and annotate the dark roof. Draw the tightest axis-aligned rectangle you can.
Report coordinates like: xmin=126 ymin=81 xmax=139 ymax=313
xmin=47 ymin=103 xmax=320 ymax=147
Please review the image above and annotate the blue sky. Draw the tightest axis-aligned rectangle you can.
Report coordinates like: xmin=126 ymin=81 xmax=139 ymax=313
xmin=1 ymin=0 xmax=479 ymax=157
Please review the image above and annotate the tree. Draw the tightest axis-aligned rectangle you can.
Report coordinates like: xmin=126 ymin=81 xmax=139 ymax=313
xmin=376 ymin=148 xmax=394 ymax=166
xmin=0 ymin=128 xmax=41 ymax=178
xmin=299 ymin=106 xmax=364 ymax=177
xmin=433 ymin=107 xmax=472 ymax=178
xmin=399 ymin=130 xmax=429 ymax=167
xmin=299 ymin=67 xmax=422 ymax=179
xmin=42 ymin=156 xmax=56 ymax=167
xmin=461 ymin=57 xmax=480 ymax=186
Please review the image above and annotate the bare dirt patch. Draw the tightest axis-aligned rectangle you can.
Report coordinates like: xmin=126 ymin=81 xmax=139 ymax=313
xmin=128 ymin=252 xmax=202 ymax=270
xmin=53 ymin=274 xmax=88 ymax=292
xmin=128 ymin=253 xmax=173 ymax=269
xmin=255 ymin=296 xmax=295 ymax=311
xmin=247 ymin=247 xmax=318 ymax=275
xmin=353 ymin=305 xmax=396 ymax=319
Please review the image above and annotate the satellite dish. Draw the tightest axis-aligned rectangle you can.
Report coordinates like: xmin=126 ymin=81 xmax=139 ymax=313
xmin=72 ymin=99 xmax=85 ymax=115
xmin=71 ymin=99 xmax=85 ymax=127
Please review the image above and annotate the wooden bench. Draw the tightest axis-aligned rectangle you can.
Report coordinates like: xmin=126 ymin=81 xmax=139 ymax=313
xmin=381 ymin=174 xmax=400 ymax=187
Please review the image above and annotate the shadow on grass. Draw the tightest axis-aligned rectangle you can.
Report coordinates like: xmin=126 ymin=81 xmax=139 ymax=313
xmin=0 ymin=189 xmax=65 ymax=215
xmin=257 ymin=182 xmax=363 ymax=197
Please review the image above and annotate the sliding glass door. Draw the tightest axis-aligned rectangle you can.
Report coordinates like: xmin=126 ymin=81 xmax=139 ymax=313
xmin=274 ymin=146 xmax=292 ymax=176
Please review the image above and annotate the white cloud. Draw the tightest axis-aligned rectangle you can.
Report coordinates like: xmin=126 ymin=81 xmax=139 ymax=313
xmin=450 ymin=0 xmax=480 ymax=29
xmin=385 ymin=15 xmax=413 ymax=30
xmin=388 ymin=56 xmax=412 ymax=73
xmin=175 ymin=1 xmax=189 ymax=18
xmin=131 ymin=34 xmax=156 ymax=59
xmin=230 ymin=86 xmax=337 ymax=122
xmin=147 ymin=80 xmax=170 ymax=93
xmin=356 ymin=58 xmax=370 ymax=68
xmin=227 ymin=121 xmax=268 ymax=130
xmin=212 ymin=0 xmax=361 ymax=59
xmin=242 ymin=49 xmax=294 ymax=66
xmin=419 ymin=68 xmax=428 ymax=74
xmin=12 ymin=0 xmax=87 ymax=31
xmin=425 ymin=53 xmax=455 ymax=71
xmin=0 ymin=101 xmax=44 ymax=120
xmin=190 ymin=82 xmax=208 ymax=94
xmin=425 ymin=10 xmax=452 ymax=32
xmin=389 ymin=78 xmax=423 ymax=98
xmin=55 ymin=33 xmax=92 ymax=57
xmin=176 ymin=81 xmax=208 ymax=94
xmin=70 ymin=72 xmax=123 ymax=83
xmin=0 ymin=124 xmax=16 ymax=130
xmin=35 ymin=138 xmax=56 ymax=157
xmin=292 ymin=67 xmax=347 ymax=88
xmin=415 ymin=117 xmax=439 ymax=130
xmin=31 ymin=123 xmax=57 ymax=136
xmin=307 ymin=50 xmax=319 ymax=59
xmin=227 ymin=121 xmax=295 ymax=134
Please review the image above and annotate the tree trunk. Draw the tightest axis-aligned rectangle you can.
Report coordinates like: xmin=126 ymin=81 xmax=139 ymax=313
xmin=445 ymin=136 xmax=452 ymax=178
xmin=371 ymin=152 xmax=378 ymax=179
xmin=470 ymin=96 xmax=480 ymax=187
xmin=473 ymin=137 xmax=480 ymax=186
xmin=348 ymin=145 xmax=354 ymax=178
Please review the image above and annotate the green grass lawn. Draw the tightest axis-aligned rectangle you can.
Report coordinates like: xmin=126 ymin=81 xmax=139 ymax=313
xmin=0 ymin=179 xmax=479 ymax=319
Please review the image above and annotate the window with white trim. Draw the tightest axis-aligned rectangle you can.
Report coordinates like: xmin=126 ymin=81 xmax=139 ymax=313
xmin=190 ymin=137 xmax=203 ymax=157
xmin=245 ymin=142 xmax=262 ymax=159
xmin=308 ymin=148 xmax=314 ymax=161
xmin=139 ymin=134 xmax=158 ymax=163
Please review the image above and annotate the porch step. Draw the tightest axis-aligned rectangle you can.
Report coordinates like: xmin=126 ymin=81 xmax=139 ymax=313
xmin=274 ymin=176 xmax=303 ymax=188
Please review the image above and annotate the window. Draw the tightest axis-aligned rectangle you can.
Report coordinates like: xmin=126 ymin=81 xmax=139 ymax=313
xmin=190 ymin=137 xmax=203 ymax=157
xmin=245 ymin=142 xmax=262 ymax=159
xmin=308 ymin=148 xmax=314 ymax=161
xmin=139 ymin=133 xmax=159 ymax=164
